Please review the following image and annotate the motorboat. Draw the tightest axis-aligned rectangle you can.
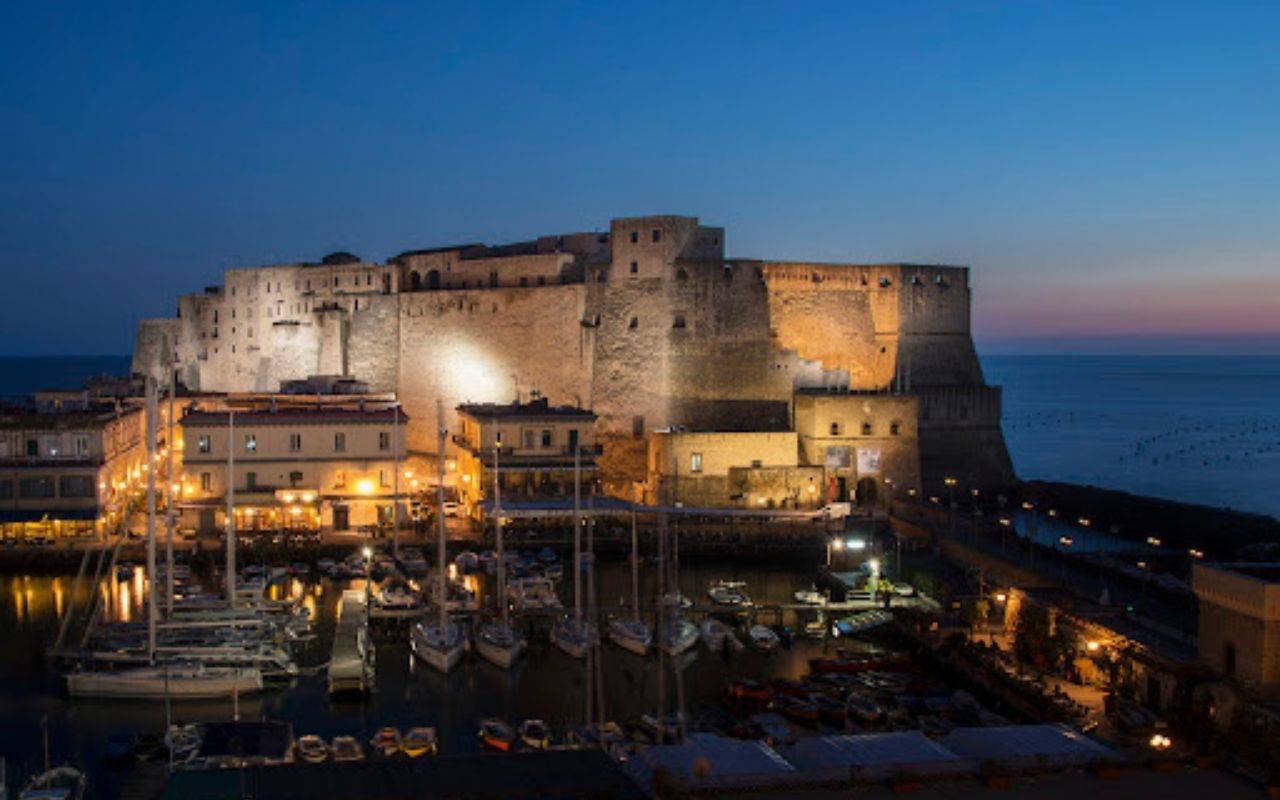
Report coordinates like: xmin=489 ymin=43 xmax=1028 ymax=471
xmin=699 ymin=618 xmax=742 ymax=653
xmin=509 ymin=577 xmax=561 ymax=612
xmin=607 ymin=617 xmax=652 ymax=656
xmin=424 ymin=574 xmax=478 ymax=612
xmin=478 ymin=719 xmax=516 ymax=752
xmin=165 ymin=724 xmax=201 ymax=763
xmin=658 ymin=619 xmax=699 ymax=656
xmin=566 ymin=722 xmax=626 ymax=757
xmin=793 ymin=586 xmax=827 ymax=605
xmin=474 ymin=621 xmax=526 ymax=669
xmin=370 ymin=584 xmax=425 ymax=619
xmin=18 ymin=766 xmax=86 ymax=800
xmin=296 ymin=735 xmax=328 ymax=764
xmin=370 ymin=727 xmax=402 ymax=757
xmin=845 ymin=693 xmax=882 ymax=723
xmin=708 ymin=580 xmax=751 ymax=607
xmin=748 ymin=624 xmax=781 ymax=651
xmin=660 ymin=591 xmax=693 ymax=610
xmin=550 ymin=617 xmax=597 ymax=659
xmin=411 ymin=618 xmax=467 ymax=673
xmin=397 ymin=548 xmax=429 ymax=577
xmin=517 ymin=719 xmax=551 ymax=750
xmin=401 ymin=727 xmax=438 ymax=758
xmin=330 ymin=736 xmax=365 ymax=763
xmin=66 ymin=664 xmax=264 ymax=700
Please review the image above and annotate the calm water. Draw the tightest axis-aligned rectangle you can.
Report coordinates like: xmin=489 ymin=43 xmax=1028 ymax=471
xmin=984 ymin=355 xmax=1280 ymax=520
xmin=0 ymin=559 xmax=847 ymax=798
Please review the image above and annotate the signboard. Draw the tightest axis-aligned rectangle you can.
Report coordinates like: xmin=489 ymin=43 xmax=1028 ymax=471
xmin=825 ymin=445 xmax=852 ymax=469
xmin=856 ymin=447 xmax=882 ymax=475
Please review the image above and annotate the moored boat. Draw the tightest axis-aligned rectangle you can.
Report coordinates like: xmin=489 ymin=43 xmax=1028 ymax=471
xmin=296 ymin=735 xmax=328 ymax=764
xmin=699 ymin=618 xmax=741 ymax=653
xmin=726 ymin=678 xmax=773 ymax=703
xmin=659 ymin=618 xmax=699 ymax=656
xmin=474 ymin=621 xmax=526 ymax=669
xmin=517 ymin=719 xmax=551 ymax=750
xmin=18 ymin=766 xmax=86 ymax=800
xmin=607 ymin=617 xmax=652 ymax=656
xmin=401 ymin=727 xmax=438 ymax=758
xmin=411 ymin=619 xmax=467 ymax=673
xmin=748 ymin=624 xmax=780 ymax=651
xmin=65 ymin=664 xmax=264 ymax=700
xmin=330 ymin=735 xmax=365 ymax=762
xmin=707 ymin=580 xmax=750 ymax=607
xmin=550 ymin=617 xmax=597 ymax=659
xmin=369 ymin=727 xmax=402 ymax=757
xmin=478 ymin=719 xmax=516 ymax=751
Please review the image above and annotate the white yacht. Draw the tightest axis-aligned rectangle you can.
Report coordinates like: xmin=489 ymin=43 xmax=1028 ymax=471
xmin=474 ymin=621 xmax=526 ymax=669
xmin=66 ymin=663 xmax=264 ymax=699
xmin=748 ymin=624 xmax=781 ymax=651
xmin=551 ymin=616 xmax=598 ymax=660
xmin=607 ymin=617 xmax=652 ymax=656
xmin=708 ymin=580 xmax=751 ymax=607
xmin=510 ymin=577 xmax=561 ymax=612
xmin=659 ymin=618 xmax=699 ymax=656
xmin=699 ymin=618 xmax=741 ymax=653
xmin=411 ymin=618 xmax=467 ymax=673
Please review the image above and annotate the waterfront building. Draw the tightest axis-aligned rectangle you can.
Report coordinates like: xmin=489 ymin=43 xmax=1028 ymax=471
xmin=645 ymin=429 xmax=821 ymax=509
xmin=133 ymin=214 xmax=1015 ymax=502
xmin=178 ymin=399 xmax=407 ymax=533
xmin=0 ymin=399 xmax=152 ymax=541
xmin=1192 ymin=562 xmax=1280 ymax=692
xmin=453 ymin=397 xmax=598 ymax=518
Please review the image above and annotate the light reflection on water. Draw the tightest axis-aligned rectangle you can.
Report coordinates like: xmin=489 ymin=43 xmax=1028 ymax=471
xmin=0 ymin=558 xmax=861 ymax=798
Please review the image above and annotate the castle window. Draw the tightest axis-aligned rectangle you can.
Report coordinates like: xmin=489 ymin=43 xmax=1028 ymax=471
xmin=244 ymin=434 xmax=257 ymax=452
xmin=632 ymin=416 xmax=645 ymax=437
xmin=596 ymin=270 xmax=605 ymax=283
xmin=628 ymin=317 xmax=638 ymax=329
xmin=860 ymin=274 xmax=868 ymax=286
xmin=198 ymin=435 xmax=211 ymax=453
xmin=537 ymin=276 xmax=546 ymax=286
xmin=890 ymin=421 xmax=901 ymax=436
xmin=410 ymin=271 xmax=421 ymax=291
xmin=723 ymin=265 xmax=733 ymax=282
xmin=652 ymin=229 xmax=661 ymax=243
xmin=690 ymin=453 xmax=702 ymax=473
xmin=540 ymin=429 xmax=552 ymax=448
xmin=630 ymin=231 xmax=638 ymax=244
xmin=879 ymin=276 xmax=892 ymax=288
xmin=366 ymin=271 xmax=372 ymax=285
xmin=861 ymin=422 xmax=873 ymax=435
xmin=630 ymin=261 xmax=638 ymax=274
xmin=911 ymin=275 xmax=922 ymax=286
xmin=489 ymin=271 xmax=498 ymax=288
xmin=830 ymin=422 xmax=841 ymax=436
xmin=672 ymin=314 xmax=686 ymax=329
xmin=751 ymin=459 xmax=762 ymax=468
xmin=935 ymin=274 xmax=948 ymax=287
xmin=519 ymin=276 xmax=528 ymax=287
xmin=213 ymin=310 xmax=218 ymax=323
xmin=675 ymin=268 xmax=687 ymax=281
xmin=288 ymin=433 xmax=301 ymax=452
xmin=333 ymin=276 xmax=338 ymax=287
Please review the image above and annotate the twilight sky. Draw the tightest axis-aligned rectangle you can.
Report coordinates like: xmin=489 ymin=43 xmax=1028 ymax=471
xmin=2 ymin=1 xmax=1278 ymax=356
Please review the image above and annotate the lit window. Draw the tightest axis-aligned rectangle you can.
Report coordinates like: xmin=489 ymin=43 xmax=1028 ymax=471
xmin=288 ymin=433 xmax=302 ymax=452
xmin=690 ymin=453 xmax=702 ymax=473
xmin=200 ymin=472 xmax=211 ymax=491
xmin=198 ymin=435 xmax=211 ymax=453
xmin=830 ymin=422 xmax=841 ymax=436
xmin=245 ymin=435 xmax=257 ymax=452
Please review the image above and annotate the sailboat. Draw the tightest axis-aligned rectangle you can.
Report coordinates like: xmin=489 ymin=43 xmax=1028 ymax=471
xmin=608 ymin=509 xmax=652 ymax=656
xmin=659 ymin=515 xmax=698 ymax=657
xmin=66 ymin=383 xmax=265 ymax=699
xmin=411 ymin=400 xmax=468 ymax=673
xmin=552 ymin=445 xmax=597 ymax=658
xmin=475 ymin=428 xmax=526 ymax=669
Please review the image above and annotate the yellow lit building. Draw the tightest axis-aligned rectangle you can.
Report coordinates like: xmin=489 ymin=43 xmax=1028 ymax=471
xmin=179 ymin=401 xmax=408 ymax=533
xmin=453 ymin=397 xmax=598 ymax=518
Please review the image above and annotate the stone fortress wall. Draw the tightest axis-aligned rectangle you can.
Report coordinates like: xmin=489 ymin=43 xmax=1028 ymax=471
xmin=133 ymin=214 xmax=1013 ymax=496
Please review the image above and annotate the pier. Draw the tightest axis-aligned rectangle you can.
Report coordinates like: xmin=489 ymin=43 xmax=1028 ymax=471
xmin=328 ymin=589 xmax=374 ymax=696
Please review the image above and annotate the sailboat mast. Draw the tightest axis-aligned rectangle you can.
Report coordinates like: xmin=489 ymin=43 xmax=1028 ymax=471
xmin=494 ymin=423 xmax=506 ymax=626
xmin=165 ymin=352 xmax=176 ymax=618
xmin=630 ymin=507 xmax=639 ymax=621
xmin=436 ymin=399 xmax=447 ymax=629
xmin=392 ymin=405 xmax=400 ymax=561
xmin=226 ymin=409 xmax=236 ymax=609
xmin=145 ymin=378 xmax=158 ymax=660
xmin=572 ymin=444 xmax=582 ymax=625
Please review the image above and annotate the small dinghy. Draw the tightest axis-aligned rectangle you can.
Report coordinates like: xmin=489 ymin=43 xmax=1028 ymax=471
xmin=517 ymin=719 xmax=551 ymax=750
xmin=401 ymin=727 xmax=438 ymax=758
xmin=478 ymin=719 xmax=516 ymax=751
xmin=296 ymin=734 xmax=329 ymax=764
xmin=330 ymin=736 xmax=365 ymax=763
xmin=370 ymin=727 xmax=402 ymax=757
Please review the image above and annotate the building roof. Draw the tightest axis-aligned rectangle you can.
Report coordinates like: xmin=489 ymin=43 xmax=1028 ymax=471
xmin=778 ymin=731 xmax=964 ymax=778
xmin=456 ymin=397 xmax=595 ymax=421
xmin=181 ymin=406 xmax=407 ymax=427
xmin=938 ymin=724 xmax=1118 ymax=767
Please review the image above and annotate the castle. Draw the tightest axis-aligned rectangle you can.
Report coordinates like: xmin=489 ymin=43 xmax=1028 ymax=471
xmin=133 ymin=215 xmax=1013 ymax=503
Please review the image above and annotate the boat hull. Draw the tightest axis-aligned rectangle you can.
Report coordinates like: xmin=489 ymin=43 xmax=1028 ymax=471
xmin=66 ymin=670 xmax=263 ymax=699
xmin=475 ymin=635 xmax=526 ymax=669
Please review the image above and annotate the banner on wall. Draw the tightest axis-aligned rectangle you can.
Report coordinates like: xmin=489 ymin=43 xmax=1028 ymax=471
xmin=825 ymin=446 xmax=852 ymax=469
xmin=857 ymin=447 xmax=882 ymax=475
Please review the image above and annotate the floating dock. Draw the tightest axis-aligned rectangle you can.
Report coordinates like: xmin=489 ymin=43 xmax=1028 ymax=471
xmin=328 ymin=589 xmax=374 ymax=696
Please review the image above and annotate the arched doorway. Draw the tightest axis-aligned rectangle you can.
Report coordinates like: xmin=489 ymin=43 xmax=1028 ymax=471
xmin=409 ymin=271 xmax=421 ymax=291
xmin=855 ymin=477 xmax=878 ymax=507
xmin=426 ymin=269 xmax=440 ymax=290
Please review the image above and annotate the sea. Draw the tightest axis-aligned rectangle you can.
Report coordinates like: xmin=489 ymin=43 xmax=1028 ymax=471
xmin=1 ymin=353 xmax=1277 ymax=519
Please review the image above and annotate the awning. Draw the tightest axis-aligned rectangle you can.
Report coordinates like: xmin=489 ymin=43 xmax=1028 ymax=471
xmin=0 ymin=508 xmax=99 ymax=523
